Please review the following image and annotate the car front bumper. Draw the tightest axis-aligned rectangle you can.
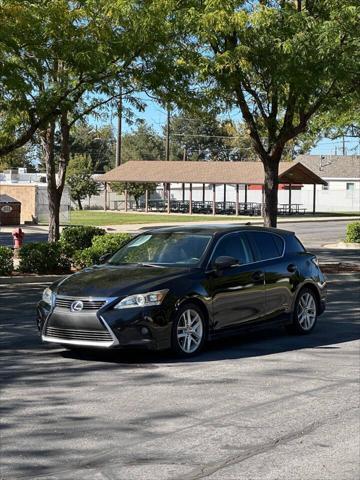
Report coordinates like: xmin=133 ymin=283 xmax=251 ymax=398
xmin=37 ymin=297 xmax=173 ymax=351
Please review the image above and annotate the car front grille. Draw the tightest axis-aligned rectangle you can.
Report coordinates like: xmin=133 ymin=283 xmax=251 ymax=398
xmin=55 ymin=297 xmax=106 ymax=311
xmin=45 ymin=326 xmax=113 ymax=342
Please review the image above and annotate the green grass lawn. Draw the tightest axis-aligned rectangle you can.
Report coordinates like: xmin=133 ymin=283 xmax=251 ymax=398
xmin=69 ymin=210 xmax=256 ymax=226
xmin=68 ymin=210 xmax=359 ymax=226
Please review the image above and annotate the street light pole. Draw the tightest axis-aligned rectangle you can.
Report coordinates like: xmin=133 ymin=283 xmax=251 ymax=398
xmin=165 ymin=106 xmax=170 ymax=161
xmin=115 ymin=87 xmax=122 ymax=167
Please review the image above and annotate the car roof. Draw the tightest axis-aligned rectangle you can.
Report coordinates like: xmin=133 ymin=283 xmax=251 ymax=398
xmin=141 ymin=224 xmax=294 ymax=236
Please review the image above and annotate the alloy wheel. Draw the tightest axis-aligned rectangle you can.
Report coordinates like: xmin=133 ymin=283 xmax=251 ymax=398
xmin=176 ymin=308 xmax=204 ymax=354
xmin=297 ymin=292 xmax=317 ymax=330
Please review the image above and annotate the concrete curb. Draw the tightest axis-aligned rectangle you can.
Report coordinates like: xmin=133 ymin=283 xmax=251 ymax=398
xmin=322 ymin=242 xmax=360 ymax=249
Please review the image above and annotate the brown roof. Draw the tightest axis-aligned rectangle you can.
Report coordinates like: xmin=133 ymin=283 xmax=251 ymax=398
xmin=296 ymin=155 xmax=360 ymax=179
xmin=98 ymin=160 xmax=327 ymax=185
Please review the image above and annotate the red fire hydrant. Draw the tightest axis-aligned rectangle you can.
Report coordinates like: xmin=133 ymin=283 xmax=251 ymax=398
xmin=12 ymin=228 xmax=24 ymax=250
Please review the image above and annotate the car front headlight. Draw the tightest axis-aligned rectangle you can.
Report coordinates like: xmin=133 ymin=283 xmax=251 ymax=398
xmin=42 ymin=287 xmax=54 ymax=306
xmin=114 ymin=289 xmax=168 ymax=309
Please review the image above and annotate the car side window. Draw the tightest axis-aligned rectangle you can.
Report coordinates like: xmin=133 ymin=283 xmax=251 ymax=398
xmin=286 ymin=235 xmax=305 ymax=253
xmin=249 ymin=232 xmax=284 ymax=260
xmin=212 ymin=233 xmax=253 ymax=265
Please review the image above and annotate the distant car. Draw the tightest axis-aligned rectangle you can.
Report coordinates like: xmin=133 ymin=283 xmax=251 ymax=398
xmin=37 ymin=225 xmax=327 ymax=357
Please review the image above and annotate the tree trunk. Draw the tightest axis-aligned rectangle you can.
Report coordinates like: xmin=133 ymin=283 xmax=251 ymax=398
xmin=41 ymin=112 xmax=71 ymax=242
xmin=77 ymin=197 xmax=83 ymax=210
xmin=48 ymin=191 xmax=62 ymax=242
xmin=263 ymin=161 xmax=280 ymax=228
xmin=41 ymin=122 xmax=60 ymax=242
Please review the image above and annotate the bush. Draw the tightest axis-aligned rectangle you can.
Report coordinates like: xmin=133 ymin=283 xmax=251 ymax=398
xmin=60 ymin=225 xmax=106 ymax=254
xmin=73 ymin=233 xmax=132 ymax=268
xmin=345 ymin=221 xmax=360 ymax=243
xmin=19 ymin=242 xmax=71 ymax=274
xmin=0 ymin=246 xmax=13 ymax=275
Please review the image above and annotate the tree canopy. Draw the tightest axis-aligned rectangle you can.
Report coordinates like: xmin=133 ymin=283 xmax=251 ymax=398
xmin=121 ymin=122 xmax=165 ymax=162
xmin=0 ymin=0 xmax=195 ymax=157
xmin=168 ymin=113 xmax=237 ymax=161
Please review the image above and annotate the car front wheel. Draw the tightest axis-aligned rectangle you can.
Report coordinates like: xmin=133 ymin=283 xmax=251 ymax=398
xmin=171 ymin=304 xmax=206 ymax=357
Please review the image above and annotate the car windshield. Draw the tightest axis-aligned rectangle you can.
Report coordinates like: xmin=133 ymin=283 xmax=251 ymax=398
xmin=108 ymin=232 xmax=212 ymax=267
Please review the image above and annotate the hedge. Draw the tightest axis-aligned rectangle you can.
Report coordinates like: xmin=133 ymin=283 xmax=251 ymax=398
xmin=73 ymin=233 xmax=132 ymax=268
xmin=0 ymin=246 xmax=13 ymax=276
xmin=345 ymin=221 xmax=360 ymax=243
xmin=18 ymin=242 xmax=71 ymax=274
xmin=60 ymin=225 xmax=106 ymax=254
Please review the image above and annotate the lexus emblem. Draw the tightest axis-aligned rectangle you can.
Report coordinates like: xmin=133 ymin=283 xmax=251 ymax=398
xmin=71 ymin=300 xmax=84 ymax=312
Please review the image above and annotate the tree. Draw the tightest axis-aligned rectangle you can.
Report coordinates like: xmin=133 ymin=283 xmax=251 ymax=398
xmin=66 ymin=155 xmax=100 ymax=210
xmin=110 ymin=182 xmax=157 ymax=208
xmin=175 ymin=0 xmax=359 ymax=226
xmin=122 ymin=122 xmax=165 ymax=162
xmin=224 ymin=121 xmax=317 ymax=161
xmin=168 ymin=113 xmax=238 ymax=161
xmin=1 ymin=1 xmax=189 ymax=241
xmin=69 ymin=124 xmax=115 ymax=173
xmin=0 ymin=144 xmax=36 ymax=172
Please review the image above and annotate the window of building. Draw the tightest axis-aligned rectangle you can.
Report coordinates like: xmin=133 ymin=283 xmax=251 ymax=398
xmin=346 ymin=183 xmax=355 ymax=191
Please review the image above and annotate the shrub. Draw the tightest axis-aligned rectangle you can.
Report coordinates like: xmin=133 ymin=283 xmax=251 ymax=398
xmin=345 ymin=221 xmax=360 ymax=243
xmin=60 ymin=225 xmax=105 ymax=254
xmin=73 ymin=233 xmax=132 ymax=268
xmin=0 ymin=246 xmax=13 ymax=275
xmin=19 ymin=242 xmax=71 ymax=274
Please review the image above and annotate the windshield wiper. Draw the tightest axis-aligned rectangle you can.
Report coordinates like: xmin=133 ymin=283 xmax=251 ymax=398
xmin=138 ymin=263 xmax=165 ymax=268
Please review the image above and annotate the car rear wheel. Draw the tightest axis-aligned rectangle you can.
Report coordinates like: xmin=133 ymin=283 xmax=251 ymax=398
xmin=289 ymin=287 xmax=318 ymax=334
xmin=171 ymin=304 xmax=206 ymax=357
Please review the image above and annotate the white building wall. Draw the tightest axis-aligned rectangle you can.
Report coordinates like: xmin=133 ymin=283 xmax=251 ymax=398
xmin=301 ymin=179 xmax=360 ymax=213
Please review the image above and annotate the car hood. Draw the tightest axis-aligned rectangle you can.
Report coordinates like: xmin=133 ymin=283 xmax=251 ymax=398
xmin=54 ymin=264 xmax=191 ymax=298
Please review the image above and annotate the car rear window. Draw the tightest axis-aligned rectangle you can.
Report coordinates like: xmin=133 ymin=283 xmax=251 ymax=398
xmin=249 ymin=232 xmax=284 ymax=260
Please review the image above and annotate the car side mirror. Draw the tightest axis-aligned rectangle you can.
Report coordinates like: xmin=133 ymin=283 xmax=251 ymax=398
xmin=214 ymin=256 xmax=239 ymax=270
xmin=99 ymin=253 xmax=112 ymax=264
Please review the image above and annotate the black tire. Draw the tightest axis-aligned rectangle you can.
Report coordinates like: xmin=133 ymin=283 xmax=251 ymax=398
xmin=288 ymin=287 xmax=318 ymax=335
xmin=171 ymin=303 xmax=206 ymax=357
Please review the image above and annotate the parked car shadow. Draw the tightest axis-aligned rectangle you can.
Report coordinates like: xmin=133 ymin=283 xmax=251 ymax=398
xmin=59 ymin=273 xmax=360 ymax=365
xmin=1 ymin=274 xmax=359 ymax=373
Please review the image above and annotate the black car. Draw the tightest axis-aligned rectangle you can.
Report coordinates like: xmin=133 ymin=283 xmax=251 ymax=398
xmin=37 ymin=225 xmax=327 ymax=357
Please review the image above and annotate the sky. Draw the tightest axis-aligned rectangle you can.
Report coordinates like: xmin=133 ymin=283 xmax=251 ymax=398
xmin=103 ymin=94 xmax=359 ymax=157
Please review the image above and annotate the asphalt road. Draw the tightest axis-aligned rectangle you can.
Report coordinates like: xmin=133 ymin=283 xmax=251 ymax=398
xmin=1 ymin=273 xmax=359 ymax=479
xmin=0 ymin=220 xmax=354 ymax=248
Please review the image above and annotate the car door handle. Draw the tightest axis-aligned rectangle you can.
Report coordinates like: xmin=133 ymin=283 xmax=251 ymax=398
xmin=287 ymin=263 xmax=297 ymax=273
xmin=252 ymin=271 xmax=264 ymax=282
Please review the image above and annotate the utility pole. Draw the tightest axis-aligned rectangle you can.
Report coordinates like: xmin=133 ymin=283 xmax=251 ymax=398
xmin=115 ymin=86 xmax=122 ymax=167
xmin=165 ymin=106 xmax=170 ymax=161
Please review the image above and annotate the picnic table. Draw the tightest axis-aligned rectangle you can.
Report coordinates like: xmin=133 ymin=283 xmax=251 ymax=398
xmin=278 ymin=203 xmax=307 ymax=215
